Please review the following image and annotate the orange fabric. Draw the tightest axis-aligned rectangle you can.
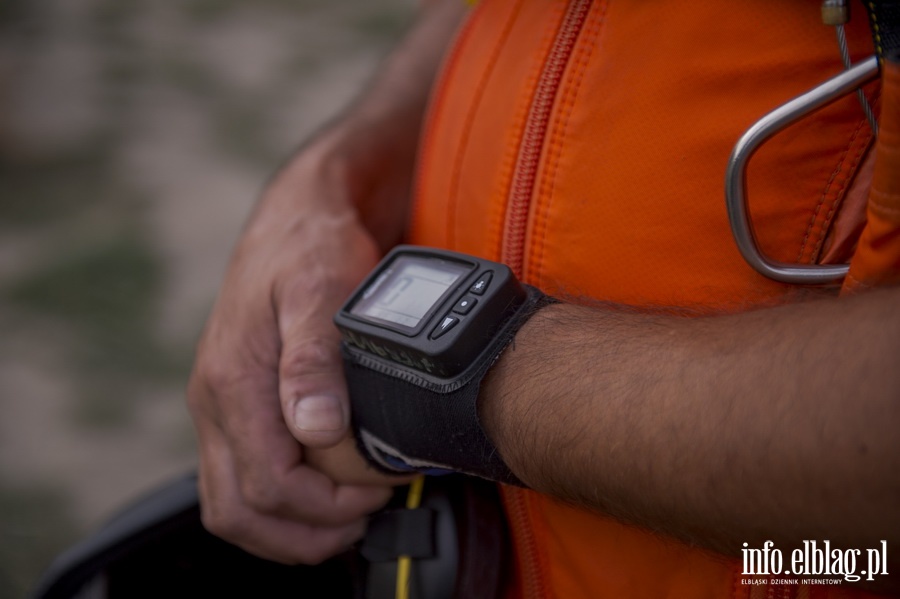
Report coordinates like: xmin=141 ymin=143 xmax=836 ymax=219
xmin=412 ymin=0 xmax=877 ymax=307
xmin=843 ymin=58 xmax=900 ymax=293
xmin=409 ymin=1 xmax=890 ymax=597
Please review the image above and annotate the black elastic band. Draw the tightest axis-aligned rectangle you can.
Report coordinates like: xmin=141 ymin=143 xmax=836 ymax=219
xmin=343 ymin=286 xmax=553 ymax=485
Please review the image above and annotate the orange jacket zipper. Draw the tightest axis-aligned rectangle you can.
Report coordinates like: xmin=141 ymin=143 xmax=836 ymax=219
xmin=501 ymin=5 xmax=593 ymax=596
xmin=501 ymin=0 xmax=594 ymax=278
xmin=503 ymin=486 xmax=549 ymax=599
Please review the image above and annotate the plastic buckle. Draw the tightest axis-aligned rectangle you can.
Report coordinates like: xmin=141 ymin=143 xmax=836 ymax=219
xmin=725 ymin=55 xmax=879 ymax=284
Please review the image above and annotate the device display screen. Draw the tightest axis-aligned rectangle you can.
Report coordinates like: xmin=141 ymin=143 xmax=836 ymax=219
xmin=350 ymin=255 xmax=470 ymax=330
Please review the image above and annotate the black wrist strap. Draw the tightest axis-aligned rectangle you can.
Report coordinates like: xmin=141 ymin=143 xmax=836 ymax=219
xmin=342 ymin=286 xmax=553 ymax=485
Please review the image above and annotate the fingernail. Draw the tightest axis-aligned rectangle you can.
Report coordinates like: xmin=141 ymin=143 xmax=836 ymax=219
xmin=294 ymin=395 xmax=344 ymax=432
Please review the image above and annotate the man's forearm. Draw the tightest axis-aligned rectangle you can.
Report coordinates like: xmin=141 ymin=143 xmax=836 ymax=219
xmin=480 ymin=288 xmax=900 ymax=558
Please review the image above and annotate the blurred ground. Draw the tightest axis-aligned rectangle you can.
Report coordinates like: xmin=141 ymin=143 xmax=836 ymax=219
xmin=0 ymin=0 xmax=414 ymax=596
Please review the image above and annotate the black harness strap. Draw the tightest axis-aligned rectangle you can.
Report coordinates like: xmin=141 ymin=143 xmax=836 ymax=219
xmin=865 ymin=0 xmax=900 ymax=61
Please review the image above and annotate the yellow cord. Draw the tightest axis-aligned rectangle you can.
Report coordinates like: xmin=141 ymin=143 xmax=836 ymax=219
xmin=395 ymin=476 xmax=425 ymax=599
xmin=405 ymin=476 xmax=425 ymax=510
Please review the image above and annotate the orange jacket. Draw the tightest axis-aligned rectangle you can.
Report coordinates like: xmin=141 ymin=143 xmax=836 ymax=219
xmin=409 ymin=1 xmax=896 ymax=597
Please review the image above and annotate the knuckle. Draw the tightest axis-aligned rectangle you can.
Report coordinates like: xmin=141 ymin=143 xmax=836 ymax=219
xmin=192 ymin=351 xmax=273 ymax=402
xmin=185 ymin=375 xmax=203 ymax=415
xmin=197 ymin=356 xmax=242 ymax=394
xmin=239 ymin=476 xmax=285 ymax=515
xmin=185 ymin=365 xmax=214 ymax=411
xmin=191 ymin=320 xmax=278 ymax=394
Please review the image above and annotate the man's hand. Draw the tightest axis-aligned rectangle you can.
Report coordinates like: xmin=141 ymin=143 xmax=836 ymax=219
xmin=185 ymin=0 xmax=466 ymax=564
xmin=187 ymin=151 xmax=396 ymax=564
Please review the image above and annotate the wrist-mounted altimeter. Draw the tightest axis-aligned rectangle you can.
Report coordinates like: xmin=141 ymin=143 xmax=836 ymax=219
xmin=334 ymin=245 xmax=552 ymax=484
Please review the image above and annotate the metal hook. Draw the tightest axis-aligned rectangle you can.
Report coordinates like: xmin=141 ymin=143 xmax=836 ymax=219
xmin=724 ymin=55 xmax=879 ymax=284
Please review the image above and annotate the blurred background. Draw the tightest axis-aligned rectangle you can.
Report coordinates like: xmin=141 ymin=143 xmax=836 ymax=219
xmin=0 ymin=0 xmax=414 ymax=596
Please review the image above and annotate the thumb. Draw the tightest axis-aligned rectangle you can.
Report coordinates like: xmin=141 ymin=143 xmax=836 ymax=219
xmin=274 ymin=231 xmax=379 ymax=450
xmin=279 ymin=323 xmax=351 ymax=449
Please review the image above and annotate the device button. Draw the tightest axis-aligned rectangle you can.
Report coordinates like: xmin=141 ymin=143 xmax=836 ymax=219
xmin=452 ymin=296 xmax=477 ymax=315
xmin=470 ymin=271 xmax=493 ymax=295
xmin=431 ymin=315 xmax=459 ymax=339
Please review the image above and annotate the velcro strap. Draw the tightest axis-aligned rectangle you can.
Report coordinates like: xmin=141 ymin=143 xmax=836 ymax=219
xmin=343 ymin=286 xmax=552 ymax=485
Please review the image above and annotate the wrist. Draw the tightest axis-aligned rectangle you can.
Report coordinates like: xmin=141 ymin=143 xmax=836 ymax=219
xmin=477 ymin=301 xmax=574 ymax=488
xmin=262 ymin=122 xmax=414 ymax=252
